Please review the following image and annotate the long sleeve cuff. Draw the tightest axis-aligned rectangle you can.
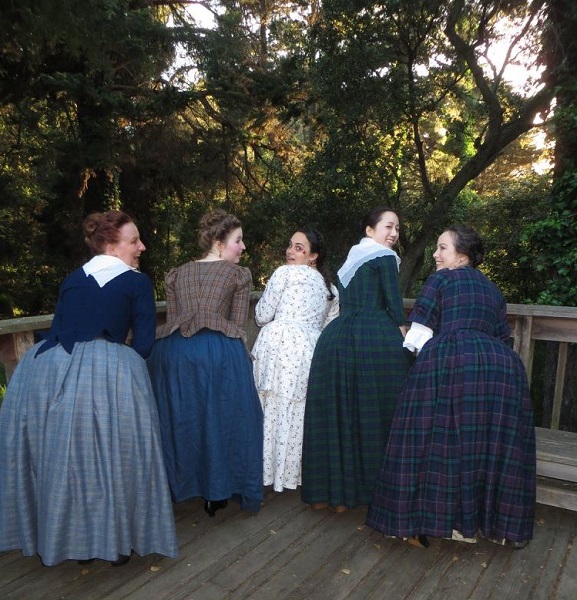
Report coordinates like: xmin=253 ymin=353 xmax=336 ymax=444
xmin=403 ymin=322 xmax=433 ymax=354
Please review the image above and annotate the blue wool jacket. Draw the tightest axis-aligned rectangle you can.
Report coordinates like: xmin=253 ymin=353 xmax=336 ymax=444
xmin=36 ymin=267 xmax=156 ymax=358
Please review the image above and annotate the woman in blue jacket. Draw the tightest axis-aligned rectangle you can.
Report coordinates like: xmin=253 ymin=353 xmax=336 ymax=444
xmin=0 ymin=210 xmax=178 ymax=567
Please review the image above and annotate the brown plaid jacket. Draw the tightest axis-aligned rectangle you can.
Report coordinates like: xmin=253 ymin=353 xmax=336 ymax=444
xmin=156 ymin=260 xmax=252 ymax=341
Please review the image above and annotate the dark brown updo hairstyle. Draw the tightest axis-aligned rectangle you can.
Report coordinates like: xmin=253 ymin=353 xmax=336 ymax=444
xmin=446 ymin=225 xmax=485 ymax=268
xmin=83 ymin=210 xmax=134 ymax=256
xmin=198 ymin=209 xmax=242 ymax=257
xmin=359 ymin=205 xmax=398 ymax=241
xmin=296 ymin=226 xmax=335 ymax=300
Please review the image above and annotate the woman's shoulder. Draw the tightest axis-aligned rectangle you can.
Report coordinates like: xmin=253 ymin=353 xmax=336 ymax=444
xmin=62 ymin=266 xmax=87 ymax=284
xmin=109 ymin=269 xmax=154 ymax=295
xmin=228 ymin=262 xmax=251 ymax=276
xmin=280 ymin=264 xmax=325 ymax=283
xmin=430 ymin=266 xmax=492 ymax=290
xmin=219 ymin=261 xmax=252 ymax=284
xmin=272 ymin=264 xmax=308 ymax=277
xmin=163 ymin=260 xmax=193 ymax=282
xmin=367 ymin=253 xmax=399 ymax=269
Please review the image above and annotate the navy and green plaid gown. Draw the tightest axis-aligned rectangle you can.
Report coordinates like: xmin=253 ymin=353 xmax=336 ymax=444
xmin=366 ymin=266 xmax=536 ymax=543
xmin=301 ymin=255 xmax=411 ymax=508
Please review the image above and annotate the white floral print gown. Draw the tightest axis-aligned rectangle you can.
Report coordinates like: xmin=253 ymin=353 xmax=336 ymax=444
xmin=252 ymin=265 xmax=339 ymax=491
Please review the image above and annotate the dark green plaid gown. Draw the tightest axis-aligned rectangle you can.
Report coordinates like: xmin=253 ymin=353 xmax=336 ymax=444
xmin=301 ymin=255 xmax=412 ymax=508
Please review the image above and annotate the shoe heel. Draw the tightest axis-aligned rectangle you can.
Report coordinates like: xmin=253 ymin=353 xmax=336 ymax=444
xmin=204 ymin=499 xmax=228 ymax=517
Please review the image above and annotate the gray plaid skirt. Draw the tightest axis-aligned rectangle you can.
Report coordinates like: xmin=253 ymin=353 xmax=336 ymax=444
xmin=0 ymin=340 xmax=179 ymax=565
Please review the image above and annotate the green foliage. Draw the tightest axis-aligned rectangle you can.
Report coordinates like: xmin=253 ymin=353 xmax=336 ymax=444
xmin=468 ymin=174 xmax=551 ymax=303
xmin=521 ymin=0 xmax=577 ymax=307
xmin=0 ymin=0 xmax=565 ymax=312
xmin=0 ymin=1 xmax=196 ymax=311
xmin=521 ymin=179 xmax=577 ymax=306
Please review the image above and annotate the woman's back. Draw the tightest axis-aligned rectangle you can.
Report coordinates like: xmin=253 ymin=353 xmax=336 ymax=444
xmin=256 ymin=265 xmax=335 ymax=329
xmin=160 ymin=260 xmax=251 ymax=340
xmin=412 ymin=267 xmax=509 ymax=341
xmin=337 ymin=256 xmax=405 ymax=324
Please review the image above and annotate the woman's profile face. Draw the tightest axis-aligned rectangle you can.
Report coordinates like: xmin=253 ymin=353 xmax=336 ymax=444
xmin=366 ymin=211 xmax=399 ymax=248
xmin=433 ymin=231 xmax=469 ymax=271
xmin=286 ymin=232 xmax=318 ymax=266
xmin=106 ymin=222 xmax=146 ymax=268
xmin=219 ymin=227 xmax=246 ymax=263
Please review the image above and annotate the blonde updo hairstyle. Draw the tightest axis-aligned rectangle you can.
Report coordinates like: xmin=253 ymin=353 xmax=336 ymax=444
xmin=198 ymin=209 xmax=242 ymax=257
xmin=83 ymin=210 xmax=134 ymax=256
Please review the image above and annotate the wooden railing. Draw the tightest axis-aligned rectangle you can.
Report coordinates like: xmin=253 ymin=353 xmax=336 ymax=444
xmin=2 ymin=296 xmax=577 ymax=431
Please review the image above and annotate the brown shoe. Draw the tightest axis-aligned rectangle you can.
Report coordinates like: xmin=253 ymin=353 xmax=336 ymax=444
xmin=406 ymin=535 xmax=429 ymax=548
xmin=311 ymin=502 xmax=329 ymax=510
xmin=329 ymin=505 xmax=348 ymax=513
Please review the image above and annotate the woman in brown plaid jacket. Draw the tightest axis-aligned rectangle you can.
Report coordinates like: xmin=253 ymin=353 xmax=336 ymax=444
xmin=148 ymin=210 xmax=263 ymax=518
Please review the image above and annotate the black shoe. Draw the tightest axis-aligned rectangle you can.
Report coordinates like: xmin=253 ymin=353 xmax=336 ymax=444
xmin=77 ymin=558 xmax=95 ymax=565
xmin=486 ymin=537 xmax=529 ymax=550
xmin=110 ymin=554 xmax=131 ymax=567
xmin=204 ymin=499 xmax=228 ymax=517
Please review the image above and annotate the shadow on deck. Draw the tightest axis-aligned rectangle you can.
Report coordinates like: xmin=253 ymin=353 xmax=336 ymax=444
xmin=1 ymin=488 xmax=576 ymax=600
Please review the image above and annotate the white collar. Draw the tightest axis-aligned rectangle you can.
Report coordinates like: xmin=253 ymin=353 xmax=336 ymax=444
xmin=337 ymin=237 xmax=400 ymax=288
xmin=82 ymin=255 xmax=137 ymax=287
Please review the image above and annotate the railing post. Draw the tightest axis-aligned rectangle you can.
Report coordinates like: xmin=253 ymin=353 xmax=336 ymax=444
xmin=513 ymin=315 xmax=535 ymax=381
xmin=551 ymin=342 xmax=568 ymax=430
xmin=0 ymin=331 xmax=35 ymax=382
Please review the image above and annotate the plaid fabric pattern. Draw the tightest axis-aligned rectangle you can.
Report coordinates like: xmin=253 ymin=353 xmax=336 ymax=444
xmin=0 ymin=340 xmax=179 ymax=565
xmin=366 ymin=267 xmax=536 ymax=543
xmin=157 ymin=261 xmax=252 ymax=341
xmin=301 ymin=256 xmax=411 ymax=508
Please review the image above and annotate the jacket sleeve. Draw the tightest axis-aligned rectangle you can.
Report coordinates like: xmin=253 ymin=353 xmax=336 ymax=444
xmin=130 ymin=273 xmax=157 ymax=359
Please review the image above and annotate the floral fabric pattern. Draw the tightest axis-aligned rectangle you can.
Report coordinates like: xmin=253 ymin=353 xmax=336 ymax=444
xmin=252 ymin=265 xmax=338 ymax=491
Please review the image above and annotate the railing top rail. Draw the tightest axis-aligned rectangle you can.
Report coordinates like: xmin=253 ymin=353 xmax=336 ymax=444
xmin=2 ymin=299 xmax=577 ymax=336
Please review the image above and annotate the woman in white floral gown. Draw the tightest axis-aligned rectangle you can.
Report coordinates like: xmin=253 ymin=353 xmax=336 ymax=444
xmin=252 ymin=228 xmax=339 ymax=491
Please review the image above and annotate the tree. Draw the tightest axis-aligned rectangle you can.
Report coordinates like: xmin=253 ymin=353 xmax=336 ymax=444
xmin=294 ymin=0 xmax=553 ymax=294
xmin=0 ymin=1 xmax=192 ymax=311
xmin=523 ymin=0 xmax=577 ymax=308
xmin=519 ymin=0 xmax=577 ymax=432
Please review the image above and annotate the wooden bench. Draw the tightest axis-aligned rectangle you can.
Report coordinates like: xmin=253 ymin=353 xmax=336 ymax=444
xmin=535 ymin=426 xmax=577 ymax=512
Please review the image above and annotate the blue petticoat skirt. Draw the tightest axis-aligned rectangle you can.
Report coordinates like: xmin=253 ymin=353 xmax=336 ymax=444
xmin=0 ymin=340 xmax=179 ymax=566
xmin=147 ymin=329 xmax=263 ymax=513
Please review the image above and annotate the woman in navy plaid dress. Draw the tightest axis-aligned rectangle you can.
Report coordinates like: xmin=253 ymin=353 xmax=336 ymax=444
xmin=366 ymin=225 xmax=536 ymax=548
xmin=301 ymin=207 xmax=411 ymax=511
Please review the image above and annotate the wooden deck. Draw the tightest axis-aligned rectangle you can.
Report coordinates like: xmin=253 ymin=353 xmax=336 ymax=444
xmin=1 ymin=489 xmax=576 ymax=600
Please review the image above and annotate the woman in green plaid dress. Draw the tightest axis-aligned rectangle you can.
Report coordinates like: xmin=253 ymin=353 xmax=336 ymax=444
xmin=301 ymin=207 xmax=411 ymax=511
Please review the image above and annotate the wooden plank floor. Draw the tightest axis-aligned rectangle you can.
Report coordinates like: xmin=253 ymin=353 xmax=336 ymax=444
xmin=1 ymin=488 xmax=576 ymax=600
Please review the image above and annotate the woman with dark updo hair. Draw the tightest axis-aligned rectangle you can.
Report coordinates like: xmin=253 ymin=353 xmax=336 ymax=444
xmin=367 ymin=225 xmax=536 ymax=550
xmin=0 ymin=210 xmax=178 ymax=567
xmin=148 ymin=209 xmax=263 ymax=517
xmin=252 ymin=227 xmax=339 ymax=492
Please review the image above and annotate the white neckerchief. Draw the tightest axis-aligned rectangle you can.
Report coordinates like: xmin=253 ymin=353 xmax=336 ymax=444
xmin=337 ymin=237 xmax=400 ymax=288
xmin=82 ymin=255 xmax=137 ymax=287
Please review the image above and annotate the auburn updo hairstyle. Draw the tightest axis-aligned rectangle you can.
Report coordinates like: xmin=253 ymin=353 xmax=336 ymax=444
xmin=83 ymin=210 xmax=134 ymax=256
